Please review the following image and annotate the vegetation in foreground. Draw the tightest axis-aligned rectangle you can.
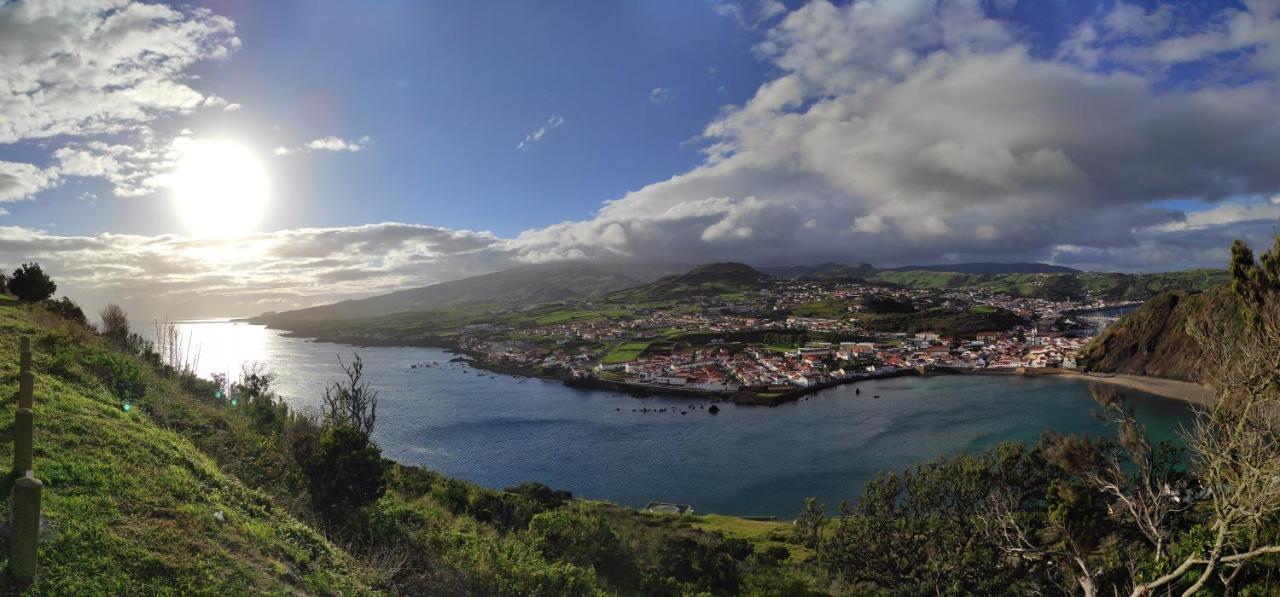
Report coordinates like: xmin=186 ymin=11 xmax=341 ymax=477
xmin=0 ymin=239 xmax=1275 ymax=595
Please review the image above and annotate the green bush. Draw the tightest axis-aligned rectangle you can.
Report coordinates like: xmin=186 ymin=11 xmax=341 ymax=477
xmin=44 ymin=296 xmax=86 ymax=324
xmin=301 ymin=425 xmax=389 ymax=526
xmin=528 ymin=509 xmax=632 ymax=579
xmin=82 ymin=350 xmax=146 ymax=406
xmin=8 ymin=262 xmax=57 ymax=302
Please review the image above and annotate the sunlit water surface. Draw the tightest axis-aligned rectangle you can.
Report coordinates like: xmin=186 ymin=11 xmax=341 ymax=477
xmin=147 ymin=320 xmax=1195 ymax=518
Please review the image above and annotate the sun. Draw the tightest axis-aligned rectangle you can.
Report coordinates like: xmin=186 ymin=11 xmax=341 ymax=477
xmin=170 ymin=139 xmax=269 ymax=237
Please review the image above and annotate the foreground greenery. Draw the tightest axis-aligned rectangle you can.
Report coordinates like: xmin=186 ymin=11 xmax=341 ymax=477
xmin=0 ymin=240 xmax=1273 ymax=594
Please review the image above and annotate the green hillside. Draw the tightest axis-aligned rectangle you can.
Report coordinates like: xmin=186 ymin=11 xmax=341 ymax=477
xmin=605 ymin=262 xmax=770 ymax=303
xmin=1081 ymin=287 xmax=1235 ymax=383
xmin=0 ymin=304 xmax=369 ymax=594
xmin=871 ymin=269 xmax=1228 ymax=301
xmin=254 ymin=261 xmax=687 ymax=327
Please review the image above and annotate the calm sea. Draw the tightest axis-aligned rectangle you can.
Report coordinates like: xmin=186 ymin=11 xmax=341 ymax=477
xmin=148 ymin=320 xmax=1195 ymax=518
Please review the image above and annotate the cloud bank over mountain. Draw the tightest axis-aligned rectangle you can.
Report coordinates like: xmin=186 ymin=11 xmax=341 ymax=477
xmin=2 ymin=0 xmax=1280 ymax=317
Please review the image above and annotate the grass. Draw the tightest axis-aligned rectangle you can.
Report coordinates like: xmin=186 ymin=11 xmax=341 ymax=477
xmin=600 ymin=341 xmax=651 ymax=364
xmin=691 ymin=514 xmax=812 ymax=561
xmin=0 ymin=305 xmax=370 ymax=595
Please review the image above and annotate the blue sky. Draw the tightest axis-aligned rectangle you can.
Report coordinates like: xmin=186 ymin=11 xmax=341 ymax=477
xmin=10 ymin=0 xmax=773 ymax=237
xmin=1 ymin=0 xmax=1279 ymax=317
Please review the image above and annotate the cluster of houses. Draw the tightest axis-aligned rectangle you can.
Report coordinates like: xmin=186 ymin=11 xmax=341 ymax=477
xmin=588 ymin=327 xmax=1088 ymax=395
xmin=451 ymin=279 xmax=1129 ymax=393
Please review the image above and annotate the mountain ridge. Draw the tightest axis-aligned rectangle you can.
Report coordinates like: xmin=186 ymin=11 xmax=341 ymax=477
xmin=253 ymin=260 xmax=688 ymax=326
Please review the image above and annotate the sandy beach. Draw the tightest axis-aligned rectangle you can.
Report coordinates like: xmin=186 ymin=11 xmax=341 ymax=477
xmin=1048 ymin=371 xmax=1214 ymax=407
xmin=953 ymin=368 xmax=1215 ymax=407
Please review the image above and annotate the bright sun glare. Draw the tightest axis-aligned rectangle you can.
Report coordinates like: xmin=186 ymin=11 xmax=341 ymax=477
xmin=171 ymin=139 xmax=268 ymax=237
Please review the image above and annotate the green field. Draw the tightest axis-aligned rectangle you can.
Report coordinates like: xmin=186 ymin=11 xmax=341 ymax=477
xmin=602 ymin=341 xmax=652 ymax=364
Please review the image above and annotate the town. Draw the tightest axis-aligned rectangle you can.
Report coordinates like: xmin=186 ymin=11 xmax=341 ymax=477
xmin=452 ymin=277 xmax=1137 ymax=400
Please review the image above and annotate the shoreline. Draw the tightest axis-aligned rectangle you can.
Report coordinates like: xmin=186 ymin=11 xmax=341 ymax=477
xmin=1053 ymin=371 xmax=1213 ymax=407
xmin=253 ymin=324 xmax=1215 ymax=407
xmin=945 ymin=367 xmax=1214 ymax=407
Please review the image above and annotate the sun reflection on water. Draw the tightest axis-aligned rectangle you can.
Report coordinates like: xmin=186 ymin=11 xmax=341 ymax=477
xmin=159 ymin=319 xmax=271 ymax=382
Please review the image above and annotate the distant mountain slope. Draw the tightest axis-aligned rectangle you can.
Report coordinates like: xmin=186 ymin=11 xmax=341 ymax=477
xmin=889 ymin=262 xmax=1080 ymax=274
xmin=255 ymin=261 xmax=687 ymax=326
xmin=761 ymin=262 xmax=879 ymax=279
xmin=1082 ymin=289 xmax=1229 ymax=383
xmin=606 ymin=262 xmax=770 ymax=303
xmin=871 ymin=269 xmax=1228 ymax=301
xmin=764 ymin=262 xmax=1077 ymax=278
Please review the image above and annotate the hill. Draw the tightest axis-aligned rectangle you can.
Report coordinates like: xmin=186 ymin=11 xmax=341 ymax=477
xmin=760 ymin=262 xmax=879 ymax=280
xmin=1081 ymin=288 xmax=1230 ymax=383
xmin=254 ymin=261 xmax=685 ymax=326
xmin=0 ymin=303 xmax=369 ymax=593
xmin=605 ymin=262 xmax=770 ymax=303
xmin=762 ymin=262 xmax=1223 ymax=301
xmin=888 ymin=262 xmax=1080 ymax=274
xmin=870 ymin=269 xmax=1228 ymax=301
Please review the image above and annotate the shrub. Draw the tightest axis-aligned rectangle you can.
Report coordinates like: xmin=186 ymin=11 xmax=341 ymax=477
xmin=302 ymin=425 xmax=389 ymax=526
xmin=654 ymin=536 xmax=742 ymax=595
xmin=99 ymin=303 xmax=131 ymax=346
xmin=322 ymin=354 xmax=377 ymax=435
xmin=83 ymin=350 xmax=146 ymax=406
xmin=792 ymin=497 xmax=826 ymax=548
xmin=44 ymin=296 xmax=86 ymax=324
xmin=8 ymin=262 xmax=57 ymax=302
xmin=528 ymin=509 xmax=633 ymax=580
xmin=231 ymin=363 xmax=288 ymax=435
xmin=506 ymin=482 xmax=572 ymax=511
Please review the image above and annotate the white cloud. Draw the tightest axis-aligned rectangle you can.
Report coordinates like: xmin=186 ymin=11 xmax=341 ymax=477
xmin=0 ymin=161 xmax=58 ymax=202
xmin=1062 ymin=0 xmax=1280 ymax=74
xmin=1153 ymin=197 xmax=1280 ymax=232
xmin=713 ymin=0 xmax=788 ymax=30
xmin=0 ymin=223 xmax=514 ymax=319
xmin=274 ymin=135 xmax=371 ymax=157
xmin=502 ymin=0 xmax=1280 ymax=270
xmin=516 ymin=115 xmax=565 ymax=151
xmin=7 ymin=0 xmax=1280 ymax=320
xmin=649 ymin=87 xmax=675 ymax=104
xmin=0 ymin=1 xmax=240 ymax=203
xmin=54 ymin=129 xmax=191 ymax=197
xmin=0 ymin=1 xmax=240 ymax=144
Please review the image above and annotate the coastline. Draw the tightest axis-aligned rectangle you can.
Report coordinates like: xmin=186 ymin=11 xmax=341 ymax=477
xmin=1053 ymin=371 xmax=1213 ymax=407
xmin=947 ymin=367 xmax=1214 ymax=407
xmin=255 ymin=323 xmax=1215 ymax=407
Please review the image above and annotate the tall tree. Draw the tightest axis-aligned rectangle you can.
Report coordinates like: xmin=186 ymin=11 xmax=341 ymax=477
xmin=7 ymin=262 xmax=56 ymax=302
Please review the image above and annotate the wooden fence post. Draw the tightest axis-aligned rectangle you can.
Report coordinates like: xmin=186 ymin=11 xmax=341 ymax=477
xmin=12 ymin=408 xmax=32 ymax=475
xmin=18 ymin=337 xmax=29 ymax=376
xmin=9 ymin=474 xmax=41 ymax=584
xmin=17 ymin=372 xmax=32 ymax=410
xmin=9 ymin=336 xmax=42 ymax=584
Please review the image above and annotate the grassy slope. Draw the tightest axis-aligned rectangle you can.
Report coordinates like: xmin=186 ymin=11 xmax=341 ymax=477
xmin=0 ymin=304 xmax=369 ymax=594
xmin=871 ymin=269 xmax=1228 ymax=301
xmin=1082 ymin=288 xmax=1232 ymax=383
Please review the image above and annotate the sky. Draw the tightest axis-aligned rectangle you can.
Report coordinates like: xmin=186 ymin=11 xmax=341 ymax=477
xmin=1 ymin=0 xmax=1280 ymax=318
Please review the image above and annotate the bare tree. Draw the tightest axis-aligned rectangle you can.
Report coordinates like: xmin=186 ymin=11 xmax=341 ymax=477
xmin=982 ymin=489 xmax=1097 ymax=596
xmin=323 ymin=354 xmax=378 ymax=436
xmin=1131 ymin=238 xmax=1280 ymax=597
xmin=1043 ymin=385 xmax=1191 ymax=562
xmin=99 ymin=303 xmax=131 ymax=345
xmin=981 ymin=237 xmax=1280 ymax=597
